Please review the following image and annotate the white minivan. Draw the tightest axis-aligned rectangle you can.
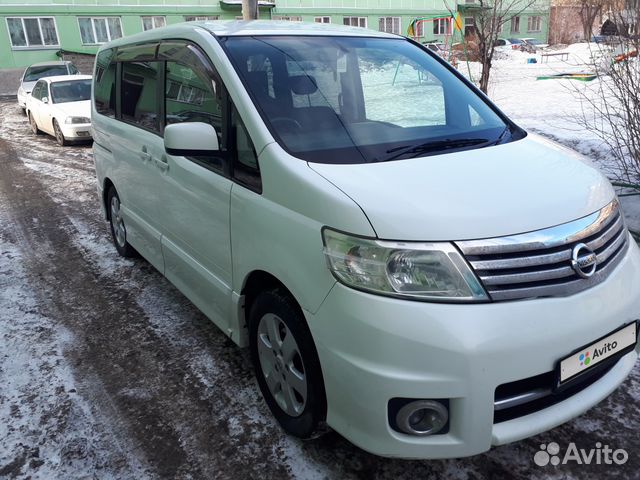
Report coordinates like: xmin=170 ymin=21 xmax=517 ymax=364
xmin=92 ymin=21 xmax=640 ymax=459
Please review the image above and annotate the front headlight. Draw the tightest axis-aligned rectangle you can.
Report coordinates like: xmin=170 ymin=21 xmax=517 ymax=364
xmin=322 ymin=228 xmax=488 ymax=302
xmin=65 ymin=116 xmax=91 ymax=124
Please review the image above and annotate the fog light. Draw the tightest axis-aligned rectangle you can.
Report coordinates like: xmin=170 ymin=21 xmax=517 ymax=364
xmin=395 ymin=400 xmax=448 ymax=436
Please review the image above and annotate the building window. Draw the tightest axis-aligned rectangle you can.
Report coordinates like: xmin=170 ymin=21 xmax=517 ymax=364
xmin=78 ymin=17 xmax=123 ymax=44
xmin=6 ymin=17 xmax=59 ymax=48
xmin=314 ymin=16 xmax=331 ymax=24
xmin=343 ymin=17 xmax=367 ymax=28
xmin=142 ymin=16 xmax=166 ymax=31
xmin=379 ymin=17 xmax=401 ymax=35
xmin=464 ymin=16 xmax=476 ymax=36
xmin=184 ymin=16 xmax=219 ymax=21
xmin=414 ymin=19 xmax=424 ymax=37
xmin=511 ymin=16 xmax=520 ymax=33
xmin=433 ymin=17 xmax=452 ymax=35
xmin=272 ymin=16 xmax=303 ymax=21
xmin=527 ymin=16 xmax=542 ymax=32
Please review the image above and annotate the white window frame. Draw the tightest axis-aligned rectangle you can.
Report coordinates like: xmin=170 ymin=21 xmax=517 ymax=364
xmin=184 ymin=16 xmax=219 ymax=21
xmin=511 ymin=16 xmax=520 ymax=34
xmin=433 ymin=17 xmax=452 ymax=35
xmin=415 ymin=19 xmax=425 ymax=37
xmin=314 ymin=16 xmax=331 ymax=24
xmin=6 ymin=17 xmax=59 ymax=49
xmin=272 ymin=16 xmax=303 ymax=21
xmin=379 ymin=17 xmax=401 ymax=35
xmin=343 ymin=16 xmax=367 ymax=28
xmin=141 ymin=16 xmax=166 ymax=31
xmin=77 ymin=17 xmax=123 ymax=45
xmin=527 ymin=16 xmax=542 ymax=32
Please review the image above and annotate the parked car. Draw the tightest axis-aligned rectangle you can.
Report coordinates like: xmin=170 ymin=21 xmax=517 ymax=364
xmin=507 ymin=38 xmax=526 ymax=49
xmin=93 ymin=21 xmax=640 ymax=460
xmin=26 ymin=75 xmax=92 ymax=146
xmin=17 ymin=61 xmax=79 ymax=112
xmin=424 ymin=41 xmax=448 ymax=57
xmin=520 ymin=38 xmax=550 ymax=53
xmin=494 ymin=38 xmax=519 ymax=49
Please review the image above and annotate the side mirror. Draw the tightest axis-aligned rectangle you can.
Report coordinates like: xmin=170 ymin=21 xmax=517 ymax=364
xmin=42 ymin=96 xmax=49 ymax=104
xmin=164 ymin=122 xmax=219 ymax=156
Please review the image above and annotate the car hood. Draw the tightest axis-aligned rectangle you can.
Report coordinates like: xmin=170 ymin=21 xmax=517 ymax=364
xmin=308 ymin=133 xmax=615 ymax=241
xmin=52 ymin=100 xmax=91 ymax=118
xmin=21 ymin=81 xmax=36 ymax=93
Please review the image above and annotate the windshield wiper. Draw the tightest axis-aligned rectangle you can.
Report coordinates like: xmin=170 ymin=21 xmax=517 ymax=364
xmin=379 ymin=138 xmax=490 ymax=162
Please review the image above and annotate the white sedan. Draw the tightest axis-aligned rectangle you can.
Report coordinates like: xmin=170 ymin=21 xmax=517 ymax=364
xmin=25 ymin=75 xmax=92 ymax=146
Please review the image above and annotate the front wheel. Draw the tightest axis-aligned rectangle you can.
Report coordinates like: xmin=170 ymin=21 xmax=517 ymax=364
xmin=249 ymin=288 xmax=326 ymax=438
xmin=107 ymin=186 xmax=138 ymax=258
xmin=53 ymin=119 xmax=68 ymax=146
xmin=28 ymin=112 xmax=40 ymax=135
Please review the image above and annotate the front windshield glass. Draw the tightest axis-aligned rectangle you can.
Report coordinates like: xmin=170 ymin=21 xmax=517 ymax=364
xmin=24 ymin=65 xmax=68 ymax=82
xmin=224 ymin=36 xmax=515 ymax=163
xmin=50 ymin=79 xmax=91 ymax=103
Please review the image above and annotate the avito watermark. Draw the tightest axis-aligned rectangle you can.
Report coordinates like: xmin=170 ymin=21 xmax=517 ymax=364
xmin=534 ymin=442 xmax=628 ymax=466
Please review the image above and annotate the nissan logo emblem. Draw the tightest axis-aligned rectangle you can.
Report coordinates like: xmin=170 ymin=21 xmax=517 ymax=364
xmin=571 ymin=243 xmax=597 ymax=278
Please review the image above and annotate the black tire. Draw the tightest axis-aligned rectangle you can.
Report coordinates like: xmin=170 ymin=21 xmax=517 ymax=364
xmin=249 ymin=288 xmax=326 ymax=438
xmin=53 ymin=119 xmax=68 ymax=146
xmin=28 ymin=112 xmax=41 ymax=135
xmin=106 ymin=186 xmax=138 ymax=258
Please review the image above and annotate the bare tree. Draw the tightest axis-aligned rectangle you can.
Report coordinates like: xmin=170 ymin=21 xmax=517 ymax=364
xmin=575 ymin=5 xmax=640 ymax=184
xmin=578 ymin=0 xmax=608 ymax=39
xmin=242 ymin=0 xmax=258 ymax=20
xmin=467 ymin=0 xmax=542 ymax=93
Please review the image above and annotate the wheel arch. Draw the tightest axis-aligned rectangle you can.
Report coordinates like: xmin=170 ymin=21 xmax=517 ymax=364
xmin=103 ymin=177 xmax=115 ymax=220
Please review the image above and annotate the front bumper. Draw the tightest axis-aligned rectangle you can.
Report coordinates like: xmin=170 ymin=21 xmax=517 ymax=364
xmin=17 ymin=91 xmax=28 ymax=108
xmin=308 ymin=234 xmax=640 ymax=459
xmin=61 ymin=123 xmax=92 ymax=140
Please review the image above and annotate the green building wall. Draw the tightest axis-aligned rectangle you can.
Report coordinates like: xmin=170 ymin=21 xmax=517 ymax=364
xmin=0 ymin=0 xmax=550 ymax=69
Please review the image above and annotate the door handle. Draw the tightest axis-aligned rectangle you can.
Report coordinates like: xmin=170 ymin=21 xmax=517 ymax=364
xmin=140 ymin=146 xmax=152 ymax=162
xmin=154 ymin=156 xmax=169 ymax=172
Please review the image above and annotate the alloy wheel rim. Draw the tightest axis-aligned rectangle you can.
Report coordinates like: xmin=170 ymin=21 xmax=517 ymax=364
xmin=257 ymin=313 xmax=307 ymax=417
xmin=54 ymin=123 xmax=63 ymax=144
xmin=110 ymin=196 xmax=126 ymax=247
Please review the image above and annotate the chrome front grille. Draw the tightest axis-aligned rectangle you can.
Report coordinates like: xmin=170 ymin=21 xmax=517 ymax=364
xmin=456 ymin=200 xmax=630 ymax=301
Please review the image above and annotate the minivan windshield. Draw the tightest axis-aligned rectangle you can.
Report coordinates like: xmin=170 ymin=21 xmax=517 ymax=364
xmin=24 ymin=65 xmax=68 ymax=82
xmin=224 ymin=36 xmax=516 ymax=163
xmin=50 ymin=79 xmax=92 ymax=103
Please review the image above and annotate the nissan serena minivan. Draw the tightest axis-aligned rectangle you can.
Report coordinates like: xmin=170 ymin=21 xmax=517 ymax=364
xmin=92 ymin=21 xmax=640 ymax=459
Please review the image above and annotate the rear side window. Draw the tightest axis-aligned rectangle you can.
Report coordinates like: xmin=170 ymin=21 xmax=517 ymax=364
xmin=94 ymin=48 xmax=116 ymax=117
xmin=121 ymin=61 xmax=161 ymax=132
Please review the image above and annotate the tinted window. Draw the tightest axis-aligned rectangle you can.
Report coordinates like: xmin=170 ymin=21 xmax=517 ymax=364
xmin=94 ymin=48 xmax=116 ymax=117
xmin=23 ymin=65 xmax=68 ymax=82
xmin=164 ymin=49 xmax=224 ymax=172
xmin=31 ymin=82 xmax=43 ymax=100
xmin=225 ymin=36 xmax=514 ymax=164
xmin=165 ymin=61 xmax=222 ymax=134
xmin=51 ymin=79 xmax=91 ymax=103
xmin=121 ymin=61 xmax=161 ymax=132
xmin=232 ymin=107 xmax=261 ymax=192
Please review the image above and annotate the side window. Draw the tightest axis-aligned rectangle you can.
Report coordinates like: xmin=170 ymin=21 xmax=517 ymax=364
xmin=162 ymin=43 xmax=225 ymax=172
xmin=94 ymin=48 xmax=116 ymax=117
xmin=31 ymin=82 xmax=42 ymax=100
xmin=232 ymin=107 xmax=261 ymax=193
xmin=121 ymin=61 xmax=161 ymax=132
xmin=68 ymin=64 xmax=79 ymax=74
xmin=165 ymin=61 xmax=222 ymax=136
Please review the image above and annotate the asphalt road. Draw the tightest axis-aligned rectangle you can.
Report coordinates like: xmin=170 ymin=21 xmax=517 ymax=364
xmin=0 ymin=99 xmax=638 ymax=479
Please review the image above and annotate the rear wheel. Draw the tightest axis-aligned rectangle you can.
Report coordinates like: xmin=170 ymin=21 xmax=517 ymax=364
xmin=53 ymin=119 xmax=68 ymax=146
xmin=249 ymin=288 xmax=326 ymax=438
xmin=107 ymin=186 xmax=137 ymax=258
xmin=28 ymin=112 xmax=40 ymax=135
